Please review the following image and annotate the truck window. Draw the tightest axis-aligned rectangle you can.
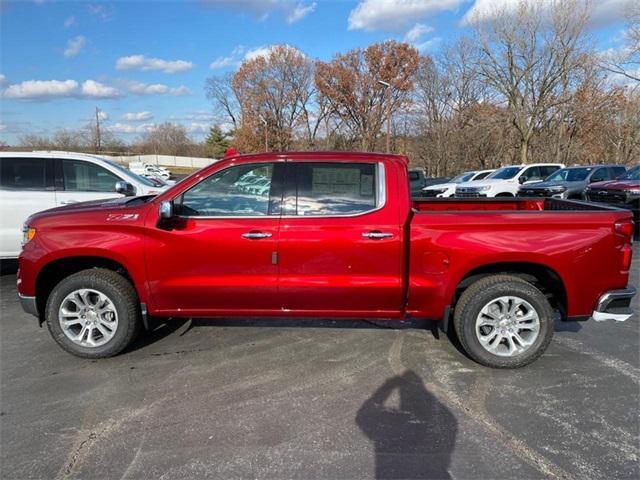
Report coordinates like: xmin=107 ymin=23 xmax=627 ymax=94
xmin=294 ymin=162 xmax=377 ymax=216
xmin=0 ymin=157 xmax=54 ymax=190
xmin=62 ymin=160 xmax=121 ymax=192
xmin=408 ymin=171 xmax=420 ymax=181
xmin=178 ymin=163 xmax=278 ymax=217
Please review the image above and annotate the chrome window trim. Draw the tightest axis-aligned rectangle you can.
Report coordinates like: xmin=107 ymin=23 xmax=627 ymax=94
xmin=175 ymin=161 xmax=386 ymax=220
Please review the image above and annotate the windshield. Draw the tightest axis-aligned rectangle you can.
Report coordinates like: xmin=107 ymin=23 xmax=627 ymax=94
xmin=546 ymin=167 xmax=592 ymax=182
xmin=620 ymin=165 xmax=640 ymax=180
xmin=104 ymin=159 xmax=157 ymax=187
xmin=487 ymin=166 xmax=521 ymax=180
xmin=450 ymin=172 xmax=476 ymax=183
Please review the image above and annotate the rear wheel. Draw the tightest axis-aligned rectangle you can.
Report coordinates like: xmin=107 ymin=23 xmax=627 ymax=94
xmin=45 ymin=268 xmax=141 ymax=358
xmin=453 ymin=275 xmax=554 ymax=368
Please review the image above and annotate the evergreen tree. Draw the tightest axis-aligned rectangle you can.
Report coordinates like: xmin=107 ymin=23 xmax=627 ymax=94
xmin=205 ymin=125 xmax=229 ymax=159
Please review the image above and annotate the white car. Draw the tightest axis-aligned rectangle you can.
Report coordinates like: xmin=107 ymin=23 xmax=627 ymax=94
xmin=422 ymin=169 xmax=495 ymax=197
xmin=0 ymin=151 xmax=170 ymax=259
xmin=455 ymin=163 xmax=565 ymax=198
xmin=129 ymin=162 xmax=171 ymax=181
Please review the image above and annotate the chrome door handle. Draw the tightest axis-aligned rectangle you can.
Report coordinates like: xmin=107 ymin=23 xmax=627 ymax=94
xmin=362 ymin=231 xmax=394 ymax=239
xmin=241 ymin=231 xmax=273 ymax=240
xmin=61 ymin=200 xmax=78 ymax=205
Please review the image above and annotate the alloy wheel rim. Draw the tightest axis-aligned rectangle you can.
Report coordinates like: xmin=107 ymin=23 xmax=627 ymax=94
xmin=475 ymin=295 xmax=540 ymax=357
xmin=58 ymin=289 xmax=118 ymax=348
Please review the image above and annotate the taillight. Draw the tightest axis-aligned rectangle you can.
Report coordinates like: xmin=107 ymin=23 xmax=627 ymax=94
xmin=622 ymin=245 xmax=633 ymax=271
xmin=615 ymin=220 xmax=634 ymax=239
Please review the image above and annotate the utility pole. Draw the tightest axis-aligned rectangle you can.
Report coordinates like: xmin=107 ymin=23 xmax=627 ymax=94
xmin=259 ymin=115 xmax=268 ymax=152
xmin=95 ymin=107 xmax=102 ymax=152
xmin=377 ymin=80 xmax=392 ymax=153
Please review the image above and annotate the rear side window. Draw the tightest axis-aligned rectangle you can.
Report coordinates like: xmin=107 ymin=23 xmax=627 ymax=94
xmin=293 ymin=162 xmax=377 ymax=216
xmin=62 ymin=160 xmax=121 ymax=192
xmin=408 ymin=171 xmax=420 ymax=181
xmin=474 ymin=171 xmax=492 ymax=180
xmin=0 ymin=157 xmax=53 ymax=190
xmin=610 ymin=166 xmax=627 ymax=179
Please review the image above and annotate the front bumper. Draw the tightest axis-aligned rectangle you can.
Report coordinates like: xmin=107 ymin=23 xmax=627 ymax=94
xmin=591 ymin=287 xmax=636 ymax=322
xmin=19 ymin=294 xmax=38 ymax=317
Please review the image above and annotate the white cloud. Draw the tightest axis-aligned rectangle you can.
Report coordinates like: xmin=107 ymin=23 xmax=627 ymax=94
xmin=108 ymin=122 xmax=155 ymax=134
xmin=244 ymin=46 xmax=273 ymax=61
xmin=414 ymin=37 xmax=442 ymax=52
xmin=404 ymin=23 xmax=434 ymax=42
xmin=186 ymin=122 xmax=211 ymax=134
xmin=126 ymin=81 xmax=190 ymax=96
xmin=87 ymin=3 xmax=114 ymax=21
xmin=3 ymin=79 xmax=79 ymax=99
xmin=64 ymin=35 xmax=86 ymax=58
xmin=122 ymin=111 xmax=153 ymax=121
xmin=287 ymin=2 xmax=316 ymax=23
xmin=210 ymin=54 xmax=240 ymax=70
xmin=2 ymin=79 xmax=120 ymax=100
xmin=202 ymin=0 xmax=317 ymax=23
xmin=348 ymin=0 xmax=464 ymax=32
xmin=462 ymin=0 xmax=630 ymax=26
xmin=64 ymin=16 xmax=76 ymax=28
xmin=80 ymin=80 xmax=120 ymax=98
xmin=115 ymin=55 xmax=193 ymax=74
xmin=0 ymin=74 xmax=6 ymax=84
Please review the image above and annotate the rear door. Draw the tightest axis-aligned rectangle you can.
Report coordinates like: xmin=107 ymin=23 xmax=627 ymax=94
xmin=277 ymin=160 xmax=404 ymax=316
xmin=55 ymin=158 xmax=124 ymax=206
xmin=0 ymin=157 xmax=56 ymax=258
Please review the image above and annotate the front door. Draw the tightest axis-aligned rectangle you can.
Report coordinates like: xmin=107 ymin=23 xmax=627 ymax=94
xmin=55 ymin=158 xmax=124 ymax=205
xmin=277 ymin=161 xmax=404 ymax=317
xmin=146 ymin=161 xmax=284 ymax=315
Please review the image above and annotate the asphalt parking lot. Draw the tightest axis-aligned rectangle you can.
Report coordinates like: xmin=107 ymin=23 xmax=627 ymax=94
xmin=1 ymin=248 xmax=638 ymax=480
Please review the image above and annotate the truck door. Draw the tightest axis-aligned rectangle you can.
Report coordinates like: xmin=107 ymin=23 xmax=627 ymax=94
xmin=277 ymin=160 xmax=404 ymax=316
xmin=145 ymin=161 xmax=284 ymax=315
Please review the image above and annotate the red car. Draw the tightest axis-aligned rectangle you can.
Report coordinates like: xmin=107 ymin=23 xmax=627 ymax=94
xmin=17 ymin=152 xmax=635 ymax=368
xmin=586 ymin=164 xmax=640 ymax=235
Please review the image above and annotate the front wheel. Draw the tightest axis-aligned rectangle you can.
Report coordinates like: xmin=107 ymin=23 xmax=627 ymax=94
xmin=453 ymin=275 xmax=554 ymax=368
xmin=45 ymin=268 xmax=141 ymax=358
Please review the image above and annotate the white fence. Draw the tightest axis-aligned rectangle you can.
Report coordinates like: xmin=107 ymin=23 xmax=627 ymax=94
xmin=104 ymin=154 xmax=216 ymax=169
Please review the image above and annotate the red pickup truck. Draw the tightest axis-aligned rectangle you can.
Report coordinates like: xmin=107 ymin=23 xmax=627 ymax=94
xmin=17 ymin=152 xmax=635 ymax=368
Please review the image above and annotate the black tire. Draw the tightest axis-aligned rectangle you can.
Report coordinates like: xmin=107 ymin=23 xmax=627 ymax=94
xmin=453 ymin=275 xmax=554 ymax=368
xmin=496 ymin=192 xmax=514 ymax=197
xmin=45 ymin=268 xmax=141 ymax=358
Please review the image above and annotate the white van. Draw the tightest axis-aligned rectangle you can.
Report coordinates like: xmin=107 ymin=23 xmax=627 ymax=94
xmin=0 ymin=151 xmax=169 ymax=259
xmin=129 ymin=162 xmax=171 ymax=181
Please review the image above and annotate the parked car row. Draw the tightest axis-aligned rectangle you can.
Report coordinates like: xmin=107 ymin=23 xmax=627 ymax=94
xmin=0 ymin=151 xmax=171 ymax=259
xmin=128 ymin=162 xmax=173 ymax=182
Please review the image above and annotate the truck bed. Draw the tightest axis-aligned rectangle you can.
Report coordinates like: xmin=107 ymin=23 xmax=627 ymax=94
xmin=412 ymin=197 xmax=618 ymax=213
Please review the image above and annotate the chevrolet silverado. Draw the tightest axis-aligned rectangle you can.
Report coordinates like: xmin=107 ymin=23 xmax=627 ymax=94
xmin=18 ymin=152 xmax=636 ymax=368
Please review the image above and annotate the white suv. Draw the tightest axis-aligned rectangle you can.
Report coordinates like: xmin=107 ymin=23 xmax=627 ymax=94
xmin=455 ymin=163 xmax=564 ymax=198
xmin=0 ymin=151 xmax=170 ymax=258
xmin=422 ymin=169 xmax=495 ymax=197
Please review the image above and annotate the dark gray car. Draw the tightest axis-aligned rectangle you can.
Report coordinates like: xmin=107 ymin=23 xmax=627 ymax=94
xmin=518 ymin=165 xmax=627 ymax=199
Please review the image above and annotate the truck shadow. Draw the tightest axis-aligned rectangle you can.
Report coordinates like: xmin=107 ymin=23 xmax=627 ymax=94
xmin=356 ymin=370 xmax=457 ymax=479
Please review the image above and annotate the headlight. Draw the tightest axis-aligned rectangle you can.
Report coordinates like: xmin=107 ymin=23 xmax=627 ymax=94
xmin=548 ymin=186 xmax=567 ymax=193
xmin=477 ymin=185 xmax=492 ymax=192
xmin=21 ymin=224 xmax=36 ymax=247
xmin=628 ymin=189 xmax=640 ymax=196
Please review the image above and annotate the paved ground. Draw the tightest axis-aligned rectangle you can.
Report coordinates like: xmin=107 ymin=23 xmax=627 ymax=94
xmin=1 ymin=249 xmax=638 ymax=480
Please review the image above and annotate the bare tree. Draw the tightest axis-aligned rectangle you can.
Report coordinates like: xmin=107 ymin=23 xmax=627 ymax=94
xmin=205 ymin=73 xmax=240 ymax=130
xmin=472 ymin=0 xmax=592 ymax=163
xmin=601 ymin=2 xmax=640 ymax=83
xmin=139 ymin=123 xmax=194 ymax=156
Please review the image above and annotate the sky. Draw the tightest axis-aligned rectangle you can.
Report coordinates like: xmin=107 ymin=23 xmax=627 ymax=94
xmin=0 ymin=0 xmax=632 ymax=145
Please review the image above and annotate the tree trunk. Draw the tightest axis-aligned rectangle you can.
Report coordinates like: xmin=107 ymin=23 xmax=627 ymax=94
xmin=519 ymin=137 xmax=529 ymax=164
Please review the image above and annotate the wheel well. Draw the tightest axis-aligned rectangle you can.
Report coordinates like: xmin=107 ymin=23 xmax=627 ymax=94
xmin=496 ymin=192 xmax=514 ymax=197
xmin=35 ymin=257 xmax=134 ymax=319
xmin=454 ymin=262 xmax=567 ymax=319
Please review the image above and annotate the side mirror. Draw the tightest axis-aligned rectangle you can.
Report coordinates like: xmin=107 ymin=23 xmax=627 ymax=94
xmin=159 ymin=200 xmax=174 ymax=219
xmin=518 ymin=176 xmax=528 ymax=184
xmin=115 ymin=181 xmax=136 ymax=196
